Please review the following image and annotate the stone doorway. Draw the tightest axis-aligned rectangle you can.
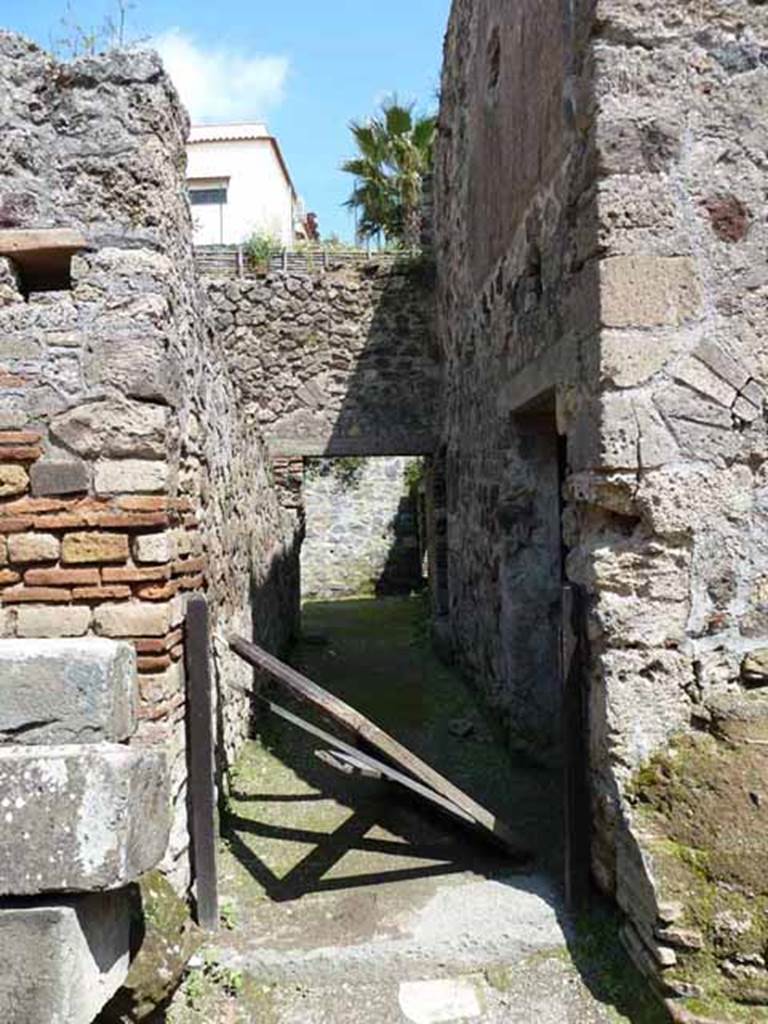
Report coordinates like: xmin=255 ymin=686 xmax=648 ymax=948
xmin=299 ymin=455 xmax=427 ymax=605
xmin=498 ymin=393 xmax=565 ymax=759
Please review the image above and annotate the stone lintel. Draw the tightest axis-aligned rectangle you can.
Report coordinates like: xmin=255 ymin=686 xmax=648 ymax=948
xmin=0 ymin=228 xmax=88 ymax=257
xmin=0 ymin=229 xmax=89 ymax=293
xmin=268 ymin=433 xmax=437 ymax=458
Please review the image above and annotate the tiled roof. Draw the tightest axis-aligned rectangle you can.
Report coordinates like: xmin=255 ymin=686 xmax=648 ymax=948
xmin=189 ymin=122 xmax=269 ymax=143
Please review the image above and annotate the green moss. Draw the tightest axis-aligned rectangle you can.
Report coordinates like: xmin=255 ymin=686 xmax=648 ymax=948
xmin=483 ymin=964 xmax=515 ymax=992
xmin=99 ymin=871 xmax=202 ymax=1022
xmin=567 ymin=904 xmax=668 ymax=1024
xmin=166 ymin=962 xmax=277 ymax=1024
xmin=628 ymin=732 xmax=768 ymax=1017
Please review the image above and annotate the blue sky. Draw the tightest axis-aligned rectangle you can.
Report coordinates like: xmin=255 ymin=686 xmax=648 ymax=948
xmin=4 ymin=0 xmax=451 ymax=241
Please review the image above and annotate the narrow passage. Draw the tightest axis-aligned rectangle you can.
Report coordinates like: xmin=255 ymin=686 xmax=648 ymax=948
xmin=168 ymin=597 xmax=664 ymax=1024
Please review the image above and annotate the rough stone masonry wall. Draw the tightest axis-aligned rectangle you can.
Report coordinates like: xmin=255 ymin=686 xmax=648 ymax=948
xmin=436 ymin=0 xmax=596 ymax=754
xmin=205 ymin=263 xmax=440 ymax=458
xmin=301 ymin=456 xmax=423 ymax=601
xmin=436 ymin=0 xmax=768 ymax=1014
xmin=0 ymin=34 xmax=298 ymax=889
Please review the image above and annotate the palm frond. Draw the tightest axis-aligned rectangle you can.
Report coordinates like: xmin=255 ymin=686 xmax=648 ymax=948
xmin=384 ymin=102 xmax=413 ymax=137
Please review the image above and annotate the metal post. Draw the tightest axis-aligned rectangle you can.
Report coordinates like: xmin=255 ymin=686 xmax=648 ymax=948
xmin=185 ymin=594 xmax=219 ymax=930
xmin=236 ymin=245 xmax=243 ymax=277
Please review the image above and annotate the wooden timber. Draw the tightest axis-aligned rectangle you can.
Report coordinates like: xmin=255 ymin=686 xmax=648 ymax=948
xmin=228 ymin=634 xmax=531 ymax=860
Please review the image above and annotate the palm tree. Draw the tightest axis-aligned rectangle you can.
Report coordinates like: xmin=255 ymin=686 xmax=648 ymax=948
xmin=342 ymin=98 xmax=437 ymax=249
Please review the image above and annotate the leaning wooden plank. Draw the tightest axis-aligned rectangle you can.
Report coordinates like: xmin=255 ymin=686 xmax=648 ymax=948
xmin=260 ymin=697 xmax=477 ymax=826
xmin=315 ymin=749 xmax=380 ymax=778
xmin=228 ymin=634 xmax=530 ymax=859
xmin=225 ymin=681 xmax=477 ymax=827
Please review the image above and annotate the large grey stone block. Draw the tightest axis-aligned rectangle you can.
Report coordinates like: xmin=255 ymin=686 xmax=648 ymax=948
xmin=0 ymin=744 xmax=170 ymax=894
xmin=0 ymin=638 xmax=137 ymax=745
xmin=0 ymin=891 xmax=130 ymax=1024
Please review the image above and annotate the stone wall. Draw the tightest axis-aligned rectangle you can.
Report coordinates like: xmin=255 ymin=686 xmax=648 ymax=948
xmin=435 ymin=0 xmax=594 ymax=753
xmin=301 ymin=456 xmax=423 ymax=601
xmin=0 ymin=33 xmax=299 ymax=890
xmin=0 ymin=639 xmax=171 ymax=1024
xmin=436 ymin=0 xmax=768 ymax=1013
xmin=205 ymin=262 xmax=440 ymax=458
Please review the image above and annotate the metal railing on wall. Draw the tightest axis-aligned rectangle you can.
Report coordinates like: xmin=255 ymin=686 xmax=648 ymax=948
xmin=193 ymin=244 xmax=420 ymax=277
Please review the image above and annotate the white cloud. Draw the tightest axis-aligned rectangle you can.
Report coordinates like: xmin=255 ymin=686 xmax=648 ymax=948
xmin=152 ymin=29 xmax=289 ymax=123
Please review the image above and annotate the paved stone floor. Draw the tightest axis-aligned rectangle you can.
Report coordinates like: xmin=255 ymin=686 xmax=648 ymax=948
xmin=165 ymin=597 xmax=665 ymax=1024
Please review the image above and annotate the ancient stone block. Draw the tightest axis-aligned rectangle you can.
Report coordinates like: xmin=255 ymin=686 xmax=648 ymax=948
xmin=29 ymin=460 xmax=89 ymax=497
xmin=45 ymin=328 xmax=84 ymax=347
xmin=592 ymin=649 xmax=693 ymax=765
xmin=656 ymin=926 xmax=704 ymax=952
xmin=94 ymin=601 xmax=174 ymax=638
xmin=692 ymin=339 xmax=750 ymax=392
xmin=672 ymin=355 xmax=738 ymax=408
xmin=0 ymin=891 xmax=130 ymax=1024
xmin=570 ymin=393 xmax=678 ymax=471
xmin=600 ymin=328 xmax=689 ymax=388
xmin=16 ymin=605 xmax=92 ymax=639
xmin=7 ymin=532 xmax=60 ymax=563
xmin=597 ymin=114 xmax=682 ymax=177
xmin=0 ymin=743 xmax=170 ymax=894
xmin=61 ymin=531 xmax=129 ymax=565
xmin=0 ymin=396 xmax=27 ymax=430
xmin=615 ymin=824 xmax=660 ymax=929
xmin=600 ymin=256 xmax=703 ymax=328
xmin=742 ymin=649 xmax=768 ymax=688
xmin=0 ymin=335 xmax=42 ymax=362
xmin=635 ymin=464 xmax=753 ymax=537
xmin=132 ymin=531 xmax=176 ymax=564
xmin=0 ymin=637 xmax=136 ymax=743
xmin=0 ymin=465 xmax=28 ymax=497
xmin=653 ymin=383 xmax=740 ymax=463
xmin=94 ymin=459 xmax=169 ymax=495
xmin=50 ymin=398 xmax=169 ymax=460
xmin=707 ymin=693 xmax=768 ymax=745
xmin=733 ymin=395 xmax=761 ymax=424
xmin=84 ymin=334 xmax=180 ymax=406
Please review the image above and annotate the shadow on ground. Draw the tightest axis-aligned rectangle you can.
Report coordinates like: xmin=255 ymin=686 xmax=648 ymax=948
xmin=200 ymin=596 xmax=667 ymax=1024
xmin=224 ymin=596 xmax=557 ymax=900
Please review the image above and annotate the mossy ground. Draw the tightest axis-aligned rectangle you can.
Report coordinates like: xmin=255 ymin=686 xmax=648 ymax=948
xmin=165 ymin=963 xmax=277 ymax=1024
xmin=630 ymin=732 xmax=768 ymax=1021
xmin=162 ymin=596 xmax=675 ymax=1022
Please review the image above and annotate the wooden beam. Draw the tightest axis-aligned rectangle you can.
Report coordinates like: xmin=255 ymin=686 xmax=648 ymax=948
xmin=258 ymin=697 xmax=476 ymax=824
xmin=228 ymin=634 xmax=531 ymax=860
xmin=561 ymin=584 xmax=591 ymax=910
xmin=185 ymin=595 xmax=219 ymax=931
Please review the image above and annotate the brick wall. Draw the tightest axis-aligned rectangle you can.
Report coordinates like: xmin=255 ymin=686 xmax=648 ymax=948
xmin=0 ymin=34 xmax=300 ymax=890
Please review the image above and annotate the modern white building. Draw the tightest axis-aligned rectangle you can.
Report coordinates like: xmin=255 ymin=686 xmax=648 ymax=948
xmin=186 ymin=123 xmax=304 ymax=247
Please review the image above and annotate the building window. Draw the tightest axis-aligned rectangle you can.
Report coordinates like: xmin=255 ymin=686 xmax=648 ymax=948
xmin=189 ymin=187 xmax=228 ymax=206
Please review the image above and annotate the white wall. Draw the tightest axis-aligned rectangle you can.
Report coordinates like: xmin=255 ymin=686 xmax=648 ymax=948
xmin=186 ymin=138 xmax=295 ymax=246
